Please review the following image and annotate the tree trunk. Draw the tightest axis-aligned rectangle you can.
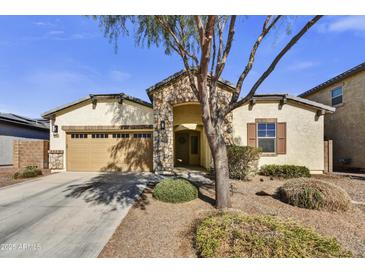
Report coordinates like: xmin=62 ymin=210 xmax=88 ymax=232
xmin=197 ymin=74 xmax=231 ymax=209
xmin=211 ymin=137 xmax=231 ymax=209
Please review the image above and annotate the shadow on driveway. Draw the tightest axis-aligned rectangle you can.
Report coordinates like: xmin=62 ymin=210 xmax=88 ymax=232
xmin=63 ymin=172 xmax=160 ymax=208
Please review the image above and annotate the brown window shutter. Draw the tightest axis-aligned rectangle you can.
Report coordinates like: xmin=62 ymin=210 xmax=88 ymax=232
xmin=277 ymin=122 xmax=286 ymax=154
xmin=247 ymin=123 xmax=256 ymax=147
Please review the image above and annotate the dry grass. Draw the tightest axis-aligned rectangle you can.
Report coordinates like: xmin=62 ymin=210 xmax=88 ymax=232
xmin=277 ymin=178 xmax=351 ymax=211
xmin=99 ymin=174 xmax=365 ymax=258
xmin=195 ymin=212 xmax=351 ymax=258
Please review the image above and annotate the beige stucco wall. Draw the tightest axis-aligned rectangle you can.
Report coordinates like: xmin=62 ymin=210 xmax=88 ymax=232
xmin=50 ymin=98 xmax=153 ymax=169
xmin=232 ymin=101 xmax=324 ymax=173
xmin=304 ymin=70 xmax=365 ymax=169
xmin=173 ymin=103 xmax=202 ymax=126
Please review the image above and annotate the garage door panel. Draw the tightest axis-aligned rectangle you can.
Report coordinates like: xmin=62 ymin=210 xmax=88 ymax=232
xmin=66 ymin=132 xmax=152 ymax=172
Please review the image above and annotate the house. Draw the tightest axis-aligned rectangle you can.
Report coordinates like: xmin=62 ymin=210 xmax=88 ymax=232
xmin=299 ymin=62 xmax=365 ymax=171
xmin=42 ymin=70 xmax=335 ymax=174
xmin=0 ymin=113 xmax=49 ymax=166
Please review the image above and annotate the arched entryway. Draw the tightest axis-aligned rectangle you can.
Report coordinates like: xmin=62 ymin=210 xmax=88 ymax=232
xmin=173 ymin=103 xmax=211 ymax=169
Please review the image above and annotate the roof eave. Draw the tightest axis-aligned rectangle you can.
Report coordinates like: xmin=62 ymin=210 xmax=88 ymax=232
xmin=42 ymin=93 xmax=152 ymax=119
xmin=251 ymin=94 xmax=335 ymax=113
xmin=299 ymin=61 xmax=365 ymax=98
xmin=0 ymin=117 xmax=49 ymax=130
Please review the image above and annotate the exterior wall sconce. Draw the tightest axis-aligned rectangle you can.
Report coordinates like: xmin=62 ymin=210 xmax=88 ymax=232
xmin=160 ymin=120 xmax=165 ymax=130
xmin=52 ymin=125 xmax=58 ymax=133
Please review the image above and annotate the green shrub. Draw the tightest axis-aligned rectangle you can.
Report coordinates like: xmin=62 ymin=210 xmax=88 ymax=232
xmin=227 ymin=145 xmax=261 ymax=180
xmin=195 ymin=212 xmax=351 ymax=258
xmin=277 ymin=178 xmax=351 ymax=211
xmin=260 ymin=164 xmax=310 ymax=178
xmin=13 ymin=166 xmax=42 ymax=179
xmin=153 ymin=178 xmax=198 ymax=203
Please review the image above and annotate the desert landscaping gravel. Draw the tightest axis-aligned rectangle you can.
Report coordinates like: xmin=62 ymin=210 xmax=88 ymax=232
xmin=0 ymin=167 xmax=50 ymax=188
xmin=99 ymin=174 xmax=365 ymax=258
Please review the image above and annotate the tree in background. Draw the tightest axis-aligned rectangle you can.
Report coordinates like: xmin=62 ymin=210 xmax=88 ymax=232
xmin=94 ymin=15 xmax=322 ymax=209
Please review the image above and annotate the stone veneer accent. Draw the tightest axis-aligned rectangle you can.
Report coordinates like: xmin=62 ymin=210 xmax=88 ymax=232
xmin=49 ymin=150 xmax=64 ymax=170
xmin=151 ymin=75 xmax=234 ymax=171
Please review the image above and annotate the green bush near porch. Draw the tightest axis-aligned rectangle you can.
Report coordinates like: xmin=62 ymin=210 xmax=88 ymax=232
xmin=260 ymin=164 xmax=310 ymax=179
xmin=195 ymin=212 xmax=351 ymax=258
xmin=153 ymin=178 xmax=198 ymax=203
xmin=227 ymin=145 xmax=261 ymax=180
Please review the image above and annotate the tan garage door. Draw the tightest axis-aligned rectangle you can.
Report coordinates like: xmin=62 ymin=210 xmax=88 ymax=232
xmin=66 ymin=132 xmax=153 ymax=172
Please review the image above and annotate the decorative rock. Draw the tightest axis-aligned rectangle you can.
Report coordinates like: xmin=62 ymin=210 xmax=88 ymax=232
xmin=48 ymin=150 xmax=64 ymax=170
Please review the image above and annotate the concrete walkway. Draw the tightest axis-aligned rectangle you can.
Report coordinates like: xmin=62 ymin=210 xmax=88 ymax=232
xmin=0 ymin=172 xmax=159 ymax=258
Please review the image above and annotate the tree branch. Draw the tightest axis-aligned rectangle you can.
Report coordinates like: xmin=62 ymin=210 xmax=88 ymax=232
xmin=215 ymin=15 xmax=236 ymax=79
xmin=227 ymin=15 xmax=323 ymax=113
xmin=234 ymin=15 xmax=281 ymax=98
xmin=155 ymin=16 xmax=199 ymax=65
xmin=210 ymin=27 xmax=217 ymax=77
xmin=199 ymin=16 xmax=216 ymax=78
xmin=194 ymin=16 xmax=205 ymax=46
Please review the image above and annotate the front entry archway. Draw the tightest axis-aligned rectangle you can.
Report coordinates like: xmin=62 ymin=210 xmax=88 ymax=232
xmin=174 ymin=130 xmax=200 ymax=167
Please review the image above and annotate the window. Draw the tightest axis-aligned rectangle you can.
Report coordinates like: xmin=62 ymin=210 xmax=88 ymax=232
xmin=191 ymin=136 xmax=198 ymax=154
xmin=133 ymin=133 xmax=152 ymax=138
xmin=331 ymin=87 xmax=343 ymax=106
xmin=91 ymin=133 xmax=108 ymax=138
xmin=257 ymin=123 xmax=276 ymax=153
xmin=71 ymin=133 xmax=88 ymax=139
xmin=112 ymin=133 xmax=130 ymax=139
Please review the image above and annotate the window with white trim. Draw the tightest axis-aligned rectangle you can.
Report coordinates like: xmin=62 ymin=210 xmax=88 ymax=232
xmin=257 ymin=122 xmax=276 ymax=153
xmin=331 ymin=87 xmax=343 ymax=106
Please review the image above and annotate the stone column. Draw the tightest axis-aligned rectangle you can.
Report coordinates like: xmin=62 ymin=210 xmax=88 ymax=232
xmin=49 ymin=150 xmax=64 ymax=170
xmin=153 ymin=100 xmax=174 ymax=172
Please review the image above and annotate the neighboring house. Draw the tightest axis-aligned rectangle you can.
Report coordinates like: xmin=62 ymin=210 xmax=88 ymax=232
xmin=42 ymin=70 xmax=334 ymax=174
xmin=299 ymin=62 xmax=365 ymax=171
xmin=0 ymin=113 xmax=49 ymax=166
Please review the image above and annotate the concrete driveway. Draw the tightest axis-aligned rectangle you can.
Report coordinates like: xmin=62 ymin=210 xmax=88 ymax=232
xmin=0 ymin=171 xmax=159 ymax=258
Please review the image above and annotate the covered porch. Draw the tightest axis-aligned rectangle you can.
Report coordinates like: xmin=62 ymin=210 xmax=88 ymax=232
xmin=173 ymin=103 xmax=211 ymax=170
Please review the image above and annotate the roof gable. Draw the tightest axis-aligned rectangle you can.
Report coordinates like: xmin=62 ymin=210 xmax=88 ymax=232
xmin=42 ymin=93 xmax=152 ymax=119
xmin=146 ymin=69 xmax=235 ymax=101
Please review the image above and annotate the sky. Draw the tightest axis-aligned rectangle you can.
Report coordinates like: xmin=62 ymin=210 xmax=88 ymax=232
xmin=0 ymin=15 xmax=364 ymax=118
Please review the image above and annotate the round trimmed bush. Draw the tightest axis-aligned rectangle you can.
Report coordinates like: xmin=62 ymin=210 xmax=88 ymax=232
xmin=277 ymin=178 xmax=351 ymax=211
xmin=195 ymin=212 xmax=351 ymax=258
xmin=153 ymin=178 xmax=198 ymax=203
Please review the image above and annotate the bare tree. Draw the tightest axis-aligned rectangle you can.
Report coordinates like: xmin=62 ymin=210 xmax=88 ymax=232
xmin=95 ymin=15 xmax=322 ymax=209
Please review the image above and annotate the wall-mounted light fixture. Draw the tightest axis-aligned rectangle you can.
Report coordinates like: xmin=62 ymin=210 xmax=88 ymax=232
xmin=52 ymin=125 xmax=58 ymax=133
xmin=160 ymin=120 xmax=165 ymax=130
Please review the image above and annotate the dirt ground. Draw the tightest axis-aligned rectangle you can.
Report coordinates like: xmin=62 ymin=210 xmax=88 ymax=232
xmin=0 ymin=166 xmax=50 ymax=188
xmin=99 ymin=174 xmax=365 ymax=258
